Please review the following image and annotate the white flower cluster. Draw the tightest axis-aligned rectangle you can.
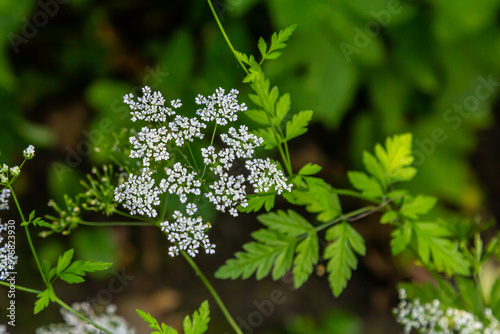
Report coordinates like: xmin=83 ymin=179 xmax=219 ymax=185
xmin=114 ymin=168 xmax=161 ymax=217
xmin=115 ymin=87 xmax=292 ymax=257
xmin=246 ymin=158 xmax=292 ymax=194
xmin=124 ymin=86 xmax=176 ymax=122
xmin=196 ymin=88 xmax=246 ymax=125
xmin=0 ymin=164 xmax=20 ymax=184
xmin=394 ymin=289 xmax=500 ymax=334
xmin=0 ymin=221 xmax=18 ymax=281
xmin=0 ymin=188 xmax=10 ymax=211
xmin=23 ymin=144 xmax=35 ymax=159
xmin=161 ymin=205 xmax=215 ymax=257
xmin=36 ymin=303 xmax=135 ymax=334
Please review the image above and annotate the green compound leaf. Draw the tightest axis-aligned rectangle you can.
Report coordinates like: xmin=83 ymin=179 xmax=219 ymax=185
xmin=239 ymin=194 xmax=276 ymax=213
xmin=400 ymin=195 xmax=437 ymax=219
xmin=254 ymin=127 xmax=279 ymax=149
xmin=215 ymin=228 xmax=297 ymax=280
xmin=298 ymin=163 xmax=322 ymax=176
xmin=347 ymin=171 xmax=384 ymax=199
xmin=56 ymin=249 xmax=74 ymax=275
xmin=34 ymin=289 xmax=54 ymax=315
xmin=292 ymin=176 xmax=341 ymax=222
xmin=259 ymin=24 xmax=297 ymax=63
xmin=362 ymin=151 xmax=388 ymax=189
xmin=293 ymin=231 xmax=319 ymax=289
xmin=216 ymin=210 xmax=319 ymax=287
xmin=390 ymin=221 xmax=413 ymax=255
xmin=258 ymin=210 xmax=312 ymax=236
xmin=245 ymin=109 xmax=269 ymax=125
xmin=274 ymin=92 xmax=291 ymax=127
xmin=58 ymin=259 xmax=112 ymax=284
xmin=137 ymin=309 xmax=178 ymax=334
xmin=374 ymin=133 xmax=417 ymax=183
xmin=285 ymin=110 xmax=313 ymax=141
xmin=412 ymin=222 xmax=470 ymax=276
xmin=183 ymin=301 xmax=210 ymax=334
xmin=325 ymin=221 xmax=366 ymax=297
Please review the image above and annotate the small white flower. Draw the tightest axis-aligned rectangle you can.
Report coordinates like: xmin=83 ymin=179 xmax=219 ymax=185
xmin=23 ymin=145 xmax=35 ymax=159
xmin=186 ymin=203 xmax=197 ymax=216
xmin=9 ymin=166 xmax=20 ymax=177
xmin=0 ymin=189 xmax=10 ymax=210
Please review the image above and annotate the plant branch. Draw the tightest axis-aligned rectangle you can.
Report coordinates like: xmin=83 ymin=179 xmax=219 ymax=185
xmin=180 ymin=250 xmax=243 ymax=334
xmin=207 ymin=0 xmax=248 ymax=74
xmin=0 ymin=281 xmax=42 ymax=294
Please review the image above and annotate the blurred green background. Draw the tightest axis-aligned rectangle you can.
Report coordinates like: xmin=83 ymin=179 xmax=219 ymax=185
xmin=0 ymin=0 xmax=499 ymax=332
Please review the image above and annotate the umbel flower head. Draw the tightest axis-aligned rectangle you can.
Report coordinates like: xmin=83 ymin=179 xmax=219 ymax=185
xmin=394 ymin=289 xmax=500 ymax=334
xmin=115 ymin=86 xmax=291 ymax=257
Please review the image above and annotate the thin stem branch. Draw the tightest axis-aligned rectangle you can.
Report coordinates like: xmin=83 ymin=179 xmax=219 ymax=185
xmin=114 ymin=210 xmax=152 ymax=222
xmin=207 ymin=0 xmax=248 ymax=74
xmin=8 ymin=185 xmax=50 ymax=288
xmin=79 ymin=221 xmax=153 ymax=227
xmin=180 ymin=250 xmax=243 ymax=334
xmin=0 ymin=281 xmax=42 ymax=295
xmin=315 ymin=198 xmax=393 ymax=233
xmin=202 ymin=124 xmax=218 ymax=178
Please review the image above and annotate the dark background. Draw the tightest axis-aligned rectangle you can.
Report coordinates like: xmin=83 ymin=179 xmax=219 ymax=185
xmin=0 ymin=0 xmax=499 ymax=332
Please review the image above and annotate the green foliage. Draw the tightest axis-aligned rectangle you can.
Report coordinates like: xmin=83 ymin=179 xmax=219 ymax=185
xmin=215 ymin=210 xmax=318 ymax=288
xmin=324 ymin=221 xmax=366 ymax=297
xmin=137 ymin=301 xmax=210 ymax=334
xmin=43 ymin=249 xmax=111 ymax=285
xmin=257 ymin=24 xmax=297 ymax=64
xmin=291 ymin=176 xmax=341 ymax=222
xmin=34 ymin=289 xmax=55 ymax=315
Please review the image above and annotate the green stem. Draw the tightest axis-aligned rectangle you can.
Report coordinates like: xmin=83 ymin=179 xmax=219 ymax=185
xmin=180 ymin=250 xmax=243 ymax=334
xmin=314 ymin=198 xmax=393 ymax=233
xmin=115 ymin=210 xmax=152 ymax=222
xmin=202 ymin=124 xmax=218 ymax=178
xmin=331 ymin=188 xmax=381 ymax=203
xmin=187 ymin=143 xmax=200 ymax=172
xmin=79 ymin=221 xmax=153 ymax=227
xmin=55 ymin=297 xmax=112 ymax=334
xmin=0 ymin=281 xmax=42 ymax=294
xmin=207 ymin=0 xmax=248 ymax=74
xmin=8 ymin=185 xmax=50 ymax=288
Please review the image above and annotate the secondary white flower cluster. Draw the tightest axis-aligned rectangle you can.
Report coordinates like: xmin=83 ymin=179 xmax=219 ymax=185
xmin=246 ymin=158 xmax=292 ymax=194
xmin=124 ymin=86 xmax=177 ymax=122
xmin=394 ymin=289 xmax=500 ymax=334
xmin=36 ymin=303 xmax=135 ymax=334
xmin=23 ymin=144 xmax=35 ymax=159
xmin=161 ymin=205 xmax=215 ymax=257
xmin=114 ymin=168 xmax=161 ymax=217
xmin=196 ymin=88 xmax=246 ymax=125
xmin=0 ymin=188 xmax=10 ymax=211
xmin=115 ymin=87 xmax=292 ymax=257
xmin=0 ymin=221 xmax=18 ymax=281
